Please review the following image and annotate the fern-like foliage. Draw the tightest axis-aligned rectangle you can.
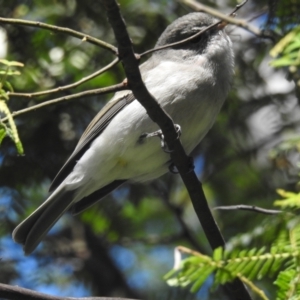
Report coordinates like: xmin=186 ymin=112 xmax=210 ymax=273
xmin=274 ymin=189 xmax=300 ymax=209
xmin=0 ymin=59 xmax=24 ymax=154
xmin=165 ymin=218 xmax=300 ymax=300
xmin=274 ymin=269 xmax=300 ymax=300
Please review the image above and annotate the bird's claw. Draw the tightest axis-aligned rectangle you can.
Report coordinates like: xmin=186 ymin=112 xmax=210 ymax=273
xmin=139 ymin=124 xmax=181 ymax=153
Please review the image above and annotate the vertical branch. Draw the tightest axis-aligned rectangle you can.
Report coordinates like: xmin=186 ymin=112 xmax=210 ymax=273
xmin=101 ymin=0 xmax=252 ymax=299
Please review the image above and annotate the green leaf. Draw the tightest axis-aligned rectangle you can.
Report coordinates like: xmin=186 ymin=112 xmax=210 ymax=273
xmin=248 ymin=258 xmax=265 ymax=280
xmin=164 ymin=268 xmax=178 ymax=281
xmin=190 ymin=266 xmax=215 ymax=293
xmin=283 ymin=39 xmax=300 ymax=54
xmin=0 ymin=59 xmax=24 ymax=67
xmin=270 ymin=27 xmax=300 ymax=57
xmin=270 ymin=56 xmax=298 ymax=67
xmin=3 ymin=81 xmax=14 ymax=92
xmin=15 ymin=139 xmax=24 ymax=155
xmin=0 ymin=100 xmax=24 ymax=155
xmin=270 ymin=26 xmax=300 ymax=68
xmin=213 ymin=247 xmax=223 ymax=261
xmin=257 ymin=255 xmax=274 ymax=279
xmin=0 ymin=70 xmax=21 ymax=76
xmin=0 ymin=89 xmax=9 ymax=100
xmin=166 ymin=277 xmax=182 ymax=287
xmin=215 ymin=268 xmax=234 ymax=286
xmin=0 ymin=127 xmax=6 ymax=144
xmin=274 ymin=269 xmax=297 ymax=299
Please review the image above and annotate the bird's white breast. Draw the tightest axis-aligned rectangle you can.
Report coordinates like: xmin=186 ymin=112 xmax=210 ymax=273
xmin=67 ymin=46 xmax=233 ymax=199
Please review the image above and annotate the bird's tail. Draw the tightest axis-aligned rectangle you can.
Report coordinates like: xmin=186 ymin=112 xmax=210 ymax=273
xmin=12 ymin=187 xmax=76 ymax=255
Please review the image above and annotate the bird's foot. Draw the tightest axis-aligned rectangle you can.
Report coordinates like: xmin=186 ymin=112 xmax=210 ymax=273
xmin=139 ymin=124 xmax=181 ymax=153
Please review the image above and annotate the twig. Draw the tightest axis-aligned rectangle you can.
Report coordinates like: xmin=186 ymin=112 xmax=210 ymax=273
xmin=181 ymin=0 xmax=275 ymax=40
xmin=0 ymin=17 xmax=118 ymax=54
xmin=231 ymin=0 xmax=248 ymax=15
xmin=140 ymin=0 xmax=248 ymax=58
xmin=0 ymin=83 xmax=126 ymax=122
xmin=9 ymin=58 xmax=120 ymax=98
xmin=214 ymin=205 xmax=285 ymax=215
xmin=140 ymin=21 xmax=221 ymax=57
xmin=175 ymin=245 xmax=204 ymax=257
xmin=0 ymin=282 xmax=139 ymax=300
xmin=101 ymin=1 xmax=252 ymax=299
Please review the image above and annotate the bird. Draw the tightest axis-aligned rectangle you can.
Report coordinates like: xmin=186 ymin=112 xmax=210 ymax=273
xmin=13 ymin=12 xmax=234 ymax=255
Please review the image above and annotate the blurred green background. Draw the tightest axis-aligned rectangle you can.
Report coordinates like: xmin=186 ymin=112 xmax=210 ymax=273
xmin=0 ymin=0 xmax=299 ymax=299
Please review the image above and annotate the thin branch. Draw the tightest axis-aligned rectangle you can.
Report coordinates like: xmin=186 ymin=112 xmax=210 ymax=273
xmin=0 ymin=17 xmax=118 ymax=54
xmin=181 ymin=0 xmax=275 ymax=40
xmin=0 ymin=283 xmax=139 ymax=300
xmin=214 ymin=205 xmax=285 ymax=215
xmin=9 ymin=58 xmax=120 ymax=98
xmin=231 ymin=0 xmax=248 ymax=15
xmin=238 ymin=275 xmax=268 ymax=300
xmin=0 ymin=83 xmax=126 ymax=122
xmin=140 ymin=0 xmax=248 ymax=58
xmin=102 ymin=1 xmax=252 ymax=299
xmin=176 ymin=245 xmax=204 ymax=257
xmin=140 ymin=21 xmax=221 ymax=57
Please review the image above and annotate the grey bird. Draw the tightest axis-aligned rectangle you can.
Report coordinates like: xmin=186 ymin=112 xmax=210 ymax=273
xmin=13 ymin=12 xmax=234 ymax=255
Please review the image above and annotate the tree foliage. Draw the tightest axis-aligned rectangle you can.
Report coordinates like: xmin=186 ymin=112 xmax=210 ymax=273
xmin=0 ymin=0 xmax=300 ymax=299
xmin=165 ymin=192 xmax=300 ymax=299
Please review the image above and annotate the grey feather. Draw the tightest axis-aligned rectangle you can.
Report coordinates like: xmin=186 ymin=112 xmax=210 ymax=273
xmin=49 ymin=92 xmax=135 ymax=192
xmin=13 ymin=188 xmax=75 ymax=255
xmin=71 ymin=180 xmax=126 ymax=215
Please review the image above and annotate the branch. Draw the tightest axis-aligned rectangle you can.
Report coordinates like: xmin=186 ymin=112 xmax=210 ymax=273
xmin=0 ymin=283 xmax=139 ymax=300
xmin=214 ymin=205 xmax=285 ymax=215
xmin=0 ymin=17 xmax=118 ymax=54
xmin=140 ymin=0 xmax=246 ymax=57
xmin=9 ymin=58 xmax=120 ymax=98
xmin=181 ymin=0 xmax=275 ymax=40
xmin=140 ymin=21 xmax=221 ymax=57
xmin=101 ymin=1 xmax=252 ymax=299
xmin=0 ymin=83 xmax=126 ymax=122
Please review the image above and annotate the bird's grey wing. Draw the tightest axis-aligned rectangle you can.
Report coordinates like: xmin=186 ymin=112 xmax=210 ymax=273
xmin=49 ymin=91 xmax=136 ymax=192
xmin=71 ymin=179 xmax=126 ymax=215
xmin=13 ymin=188 xmax=76 ymax=255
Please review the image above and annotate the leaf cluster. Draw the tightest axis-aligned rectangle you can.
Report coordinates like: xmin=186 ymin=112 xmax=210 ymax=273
xmin=0 ymin=59 xmax=24 ymax=154
xmin=165 ymin=224 xmax=300 ymax=299
xmin=165 ymin=188 xmax=300 ymax=300
xmin=270 ymin=26 xmax=300 ymax=68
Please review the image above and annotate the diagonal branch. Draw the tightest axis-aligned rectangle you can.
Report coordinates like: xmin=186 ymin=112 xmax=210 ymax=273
xmin=9 ymin=58 xmax=120 ymax=98
xmin=181 ymin=0 xmax=275 ymax=41
xmin=140 ymin=0 xmax=247 ymax=58
xmin=0 ymin=17 xmax=118 ymax=54
xmin=0 ymin=283 xmax=139 ymax=300
xmin=101 ymin=0 xmax=252 ymax=299
xmin=214 ymin=205 xmax=286 ymax=215
xmin=0 ymin=83 xmax=126 ymax=122
xmin=140 ymin=21 xmax=221 ymax=57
